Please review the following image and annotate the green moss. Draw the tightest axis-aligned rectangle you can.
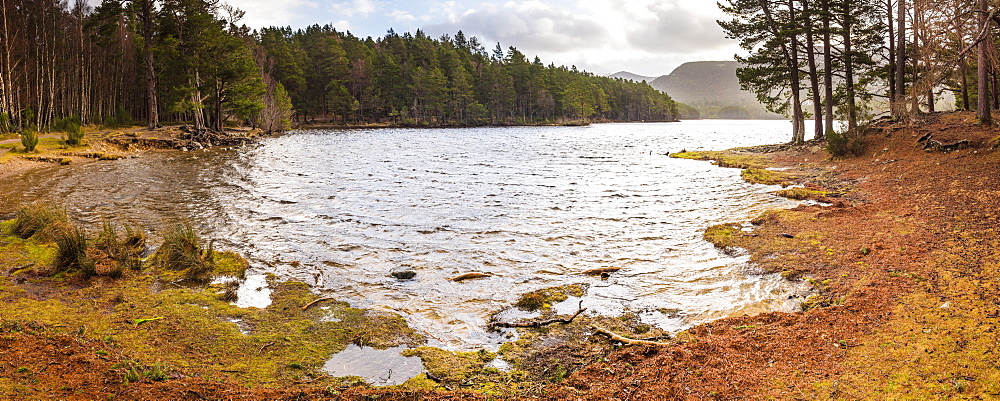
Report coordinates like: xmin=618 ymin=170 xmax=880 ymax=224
xmin=402 ymin=347 xmax=496 ymax=386
xmin=751 ymin=210 xmax=784 ymax=226
xmin=669 ymin=151 xmax=769 ymax=169
xmin=214 ymin=251 xmax=249 ymax=279
xmin=703 ymin=224 xmax=741 ymax=248
xmin=776 ymin=187 xmax=828 ymax=200
xmin=0 ymin=218 xmax=424 ymax=389
xmin=514 ymin=284 xmax=585 ymax=311
xmin=741 ymin=168 xmax=790 ymax=186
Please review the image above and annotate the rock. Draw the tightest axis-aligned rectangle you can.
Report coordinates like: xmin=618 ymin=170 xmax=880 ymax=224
xmin=390 ymin=267 xmax=417 ymax=280
xmin=778 ymin=233 xmax=795 ymax=238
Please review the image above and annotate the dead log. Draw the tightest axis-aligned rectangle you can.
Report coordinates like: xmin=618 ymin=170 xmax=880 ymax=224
xmin=592 ymin=325 xmax=671 ymax=346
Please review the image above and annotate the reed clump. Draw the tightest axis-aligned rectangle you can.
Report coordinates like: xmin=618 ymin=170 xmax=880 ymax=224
xmin=155 ymin=223 xmax=215 ymax=282
xmin=94 ymin=221 xmax=148 ymax=273
xmin=12 ymin=203 xmax=67 ymax=239
xmin=49 ymin=222 xmax=96 ymax=276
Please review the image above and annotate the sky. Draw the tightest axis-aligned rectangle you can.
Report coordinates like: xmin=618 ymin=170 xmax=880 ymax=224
xmin=220 ymin=0 xmax=741 ymax=77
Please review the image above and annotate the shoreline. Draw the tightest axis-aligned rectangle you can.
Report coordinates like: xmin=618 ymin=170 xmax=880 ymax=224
xmin=2 ymin=111 xmax=998 ymax=398
xmin=550 ymin=111 xmax=1000 ymax=398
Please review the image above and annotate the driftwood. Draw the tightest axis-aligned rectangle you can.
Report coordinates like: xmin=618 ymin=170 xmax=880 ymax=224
xmin=448 ymin=272 xmax=492 ymax=282
xmin=592 ymin=325 xmax=671 ymax=346
xmin=302 ymin=297 xmax=336 ymax=311
xmin=582 ymin=267 xmax=622 ymax=276
xmin=491 ymin=301 xmax=586 ymax=328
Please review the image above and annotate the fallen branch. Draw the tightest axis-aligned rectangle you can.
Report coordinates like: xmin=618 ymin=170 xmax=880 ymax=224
xmin=448 ymin=272 xmax=492 ymax=282
xmin=302 ymin=297 xmax=336 ymax=311
xmin=491 ymin=301 xmax=586 ymax=328
xmin=424 ymin=371 xmax=453 ymax=391
xmin=257 ymin=341 xmax=275 ymax=355
xmin=592 ymin=325 xmax=671 ymax=346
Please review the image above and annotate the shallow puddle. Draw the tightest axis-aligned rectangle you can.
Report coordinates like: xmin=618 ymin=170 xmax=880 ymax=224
xmin=322 ymin=344 xmax=424 ymax=386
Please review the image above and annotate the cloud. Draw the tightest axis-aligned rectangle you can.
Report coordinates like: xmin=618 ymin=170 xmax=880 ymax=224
xmin=624 ymin=1 xmax=732 ymax=53
xmin=220 ymin=0 xmax=320 ymax=28
xmin=390 ymin=9 xmax=417 ymax=23
xmin=330 ymin=0 xmax=378 ymax=18
xmin=424 ymin=1 xmax=610 ymax=52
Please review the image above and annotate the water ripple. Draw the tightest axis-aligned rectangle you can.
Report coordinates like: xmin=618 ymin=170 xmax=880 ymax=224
xmin=0 ymin=120 xmax=813 ymax=350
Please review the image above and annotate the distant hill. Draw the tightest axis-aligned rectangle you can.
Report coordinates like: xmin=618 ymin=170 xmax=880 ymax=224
xmin=608 ymin=71 xmax=655 ymax=83
xmin=647 ymin=61 xmax=783 ymax=119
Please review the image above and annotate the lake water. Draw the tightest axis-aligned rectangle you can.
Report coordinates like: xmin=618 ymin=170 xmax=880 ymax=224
xmin=0 ymin=120 xmax=812 ymax=350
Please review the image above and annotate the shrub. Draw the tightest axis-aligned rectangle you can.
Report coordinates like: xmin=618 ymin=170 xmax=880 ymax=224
xmin=826 ymin=129 xmax=867 ymax=158
xmin=64 ymin=121 xmax=84 ymax=146
xmin=51 ymin=115 xmax=82 ymax=132
xmin=156 ymin=223 xmax=215 ymax=281
xmin=20 ymin=127 xmax=38 ymax=152
xmin=103 ymin=108 xmax=133 ymax=128
xmin=12 ymin=203 xmax=67 ymax=239
xmin=51 ymin=222 xmax=95 ymax=276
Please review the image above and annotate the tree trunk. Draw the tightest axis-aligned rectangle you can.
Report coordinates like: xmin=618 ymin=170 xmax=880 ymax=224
xmin=804 ymin=0 xmax=823 ymax=140
xmin=978 ymin=0 xmax=992 ymax=125
xmin=140 ymin=0 xmax=159 ymax=129
xmin=843 ymin=2 xmax=857 ymax=131
xmin=886 ymin=0 xmax=896 ymax=106
xmin=192 ymin=70 xmax=206 ymax=131
xmin=790 ymin=2 xmax=805 ymax=144
xmin=823 ymin=0 xmax=835 ymax=136
xmin=893 ymin=0 xmax=906 ymax=118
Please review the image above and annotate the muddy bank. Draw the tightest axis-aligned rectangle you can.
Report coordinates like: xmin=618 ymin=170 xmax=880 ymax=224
xmin=0 ymin=125 xmax=260 ymax=180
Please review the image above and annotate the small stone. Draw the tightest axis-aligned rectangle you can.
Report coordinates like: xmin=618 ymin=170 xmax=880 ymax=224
xmin=778 ymin=233 xmax=795 ymax=238
xmin=940 ymin=302 xmax=951 ymax=309
xmin=390 ymin=268 xmax=416 ymax=280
